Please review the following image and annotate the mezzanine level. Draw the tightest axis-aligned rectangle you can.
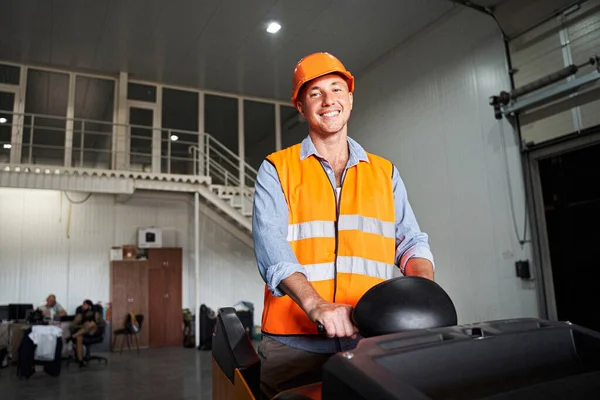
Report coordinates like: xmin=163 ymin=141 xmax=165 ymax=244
xmin=0 ymin=110 xmax=257 ymax=232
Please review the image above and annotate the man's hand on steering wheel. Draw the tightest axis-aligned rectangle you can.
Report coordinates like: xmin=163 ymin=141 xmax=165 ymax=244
xmin=308 ymin=300 xmax=358 ymax=339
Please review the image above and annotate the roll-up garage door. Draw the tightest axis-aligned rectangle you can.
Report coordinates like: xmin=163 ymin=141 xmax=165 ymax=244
xmin=508 ymin=0 xmax=600 ymax=145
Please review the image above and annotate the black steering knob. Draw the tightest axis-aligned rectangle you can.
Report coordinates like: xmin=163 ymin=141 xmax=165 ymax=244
xmin=316 ymin=322 xmax=326 ymax=334
xmin=313 ymin=277 xmax=457 ymax=338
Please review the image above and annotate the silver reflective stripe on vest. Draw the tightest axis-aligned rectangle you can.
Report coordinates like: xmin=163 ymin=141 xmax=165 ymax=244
xmin=287 ymin=221 xmax=335 ymax=242
xmin=303 ymin=258 xmax=393 ymax=282
xmin=337 ymin=256 xmax=394 ymax=279
xmin=288 ymin=215 xmax=394 ymax=242
xmin=338 ymin=214 xmax=395 ymax=238
xmin=304 ymin=262 xmax=335 ymax=282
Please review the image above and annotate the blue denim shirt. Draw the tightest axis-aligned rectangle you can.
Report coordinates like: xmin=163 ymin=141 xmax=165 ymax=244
xmin=252 ymin=135 xmax=435 ymax=353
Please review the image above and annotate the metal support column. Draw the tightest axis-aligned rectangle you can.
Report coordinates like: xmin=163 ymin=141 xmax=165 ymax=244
xmin=114 ymin=72 xmax=129 ymax=170
xmin=194 ymin=191 xmax=201 ymax=348
xmin=198 ymin=92 xmax=205 ymax=176
xmin=152 ymin=87 xmax=163 ymax=174
xmin=238 ymin=98 xmax=245 ymax=187
xmin=64 ymin=73 xmax=76 ymax=167
xmin=9 ymin=66 xmax=27 ymax=164
xmin=275 ymin=104 xmax=282 ymax=151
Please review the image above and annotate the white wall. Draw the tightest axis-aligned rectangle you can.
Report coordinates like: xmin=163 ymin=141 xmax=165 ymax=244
xmin=0 ymin=188 xmax=263 ymax=320
xmin=349 ymin=7 xmax=539 ymax=324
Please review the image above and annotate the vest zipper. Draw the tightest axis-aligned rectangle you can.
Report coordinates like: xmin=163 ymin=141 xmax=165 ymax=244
xmin=333 ymin=175 xmax=345 ymax=303
xmin=319 ymin=161 xmax=345 ymax=304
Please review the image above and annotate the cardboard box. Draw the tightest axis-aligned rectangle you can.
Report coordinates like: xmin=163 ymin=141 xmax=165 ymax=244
xmin=110 ymin=247 xmax=123 ymax=261
xmin=122 ymin=245 xmax=137 ymax=260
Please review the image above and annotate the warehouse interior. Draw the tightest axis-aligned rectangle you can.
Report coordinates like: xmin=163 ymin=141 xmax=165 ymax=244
xmin=1 ymin=0 xmax=600 ymax=399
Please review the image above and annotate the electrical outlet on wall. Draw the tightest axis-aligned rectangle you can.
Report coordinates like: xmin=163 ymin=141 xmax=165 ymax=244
xmin=515 ymin=260 xmax=531 ymax=280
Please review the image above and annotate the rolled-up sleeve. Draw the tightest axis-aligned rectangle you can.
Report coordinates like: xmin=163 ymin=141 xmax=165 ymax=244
xmin=392 ymin=166 xmax=435 ymax=274
xmin=252 ymin=160 xmax=307 ymax=297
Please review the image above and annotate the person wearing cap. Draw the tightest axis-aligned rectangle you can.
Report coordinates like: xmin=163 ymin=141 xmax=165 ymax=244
xmin=252 ymin=52 xmax=435 ymax=397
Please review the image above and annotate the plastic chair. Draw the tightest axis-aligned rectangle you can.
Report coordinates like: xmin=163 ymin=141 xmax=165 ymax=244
xmin=112 ymin=314 xmax=144 ymax=354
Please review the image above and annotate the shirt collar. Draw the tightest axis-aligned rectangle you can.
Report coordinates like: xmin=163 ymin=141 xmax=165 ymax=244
xmin=299 ymin=135 xmax=369 ymax=166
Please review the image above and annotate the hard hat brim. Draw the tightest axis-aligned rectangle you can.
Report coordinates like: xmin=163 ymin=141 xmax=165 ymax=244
xmin=291 ymin=70 xmax=355 ymax=107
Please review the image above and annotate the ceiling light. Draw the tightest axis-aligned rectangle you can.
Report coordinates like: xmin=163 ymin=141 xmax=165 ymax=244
xmin=0 ymin=117 xmax=7 ymax=123
xmin=267 ymin=22 xmax=281 ymax=34
xmin=3 ymin=144 xmax=11 ymax=149
xmin=170 ymin=134 xmax=179 ymax=141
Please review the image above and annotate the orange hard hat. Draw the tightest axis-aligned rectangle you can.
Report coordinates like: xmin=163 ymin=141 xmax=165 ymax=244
xmin=291 ymin=52 xmax=355 ymax=106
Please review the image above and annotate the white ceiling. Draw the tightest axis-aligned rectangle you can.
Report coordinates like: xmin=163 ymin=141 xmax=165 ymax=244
xmin=1 ymin=0 xmax=462 ymax=101
xmin=0 ymin=0 xmax=577 ymax=105
xmin=4 ymin=0 xmax=579 ymax=154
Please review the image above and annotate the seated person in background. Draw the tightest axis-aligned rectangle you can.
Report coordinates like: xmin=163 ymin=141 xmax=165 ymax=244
xmin=38 ymin=294 xmax=67 ymax=321
xmin=70 ymin=300 xmax=106 ymax=366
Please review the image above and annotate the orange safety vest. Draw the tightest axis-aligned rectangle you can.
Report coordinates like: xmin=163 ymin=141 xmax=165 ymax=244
xmin=261 ymin=143 xmax=396 ymax=335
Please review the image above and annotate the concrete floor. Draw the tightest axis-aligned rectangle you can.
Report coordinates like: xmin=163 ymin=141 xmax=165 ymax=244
xmin=0 ymin=347 xmax=214 ymax=400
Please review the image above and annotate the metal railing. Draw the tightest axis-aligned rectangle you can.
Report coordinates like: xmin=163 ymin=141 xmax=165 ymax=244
xmin=189 ymin=134 xmax=257 ymax=188
xmin=0 ymin=109 xmax=257 ymax=194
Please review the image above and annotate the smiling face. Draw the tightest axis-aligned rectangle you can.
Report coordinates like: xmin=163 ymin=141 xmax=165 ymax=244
xmin=296 ymin=74 xmax=353 ymax=138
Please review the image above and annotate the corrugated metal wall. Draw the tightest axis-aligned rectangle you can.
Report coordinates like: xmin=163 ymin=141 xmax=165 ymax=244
xmin=350 ymin=7 xmax=539 ymax=324
xmin=0 ymin=188 xmax=263 ymax=319
xmin=510 ymin=0 xmax=600 ymax=145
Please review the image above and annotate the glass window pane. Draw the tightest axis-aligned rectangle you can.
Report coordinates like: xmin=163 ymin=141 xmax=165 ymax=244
xmin=72 ymin=76 xmax=115 ymax=169
xmin=0 ymin=92 xmax=15 ymax=162
xmin=205 ymin=95 xmax=238 ymax=185
xmin=22 ymin=69 xmax=69 ymax=166
xmin=128 ymin=82 xmax=156 ymax=103
xmin=162 ymin=88 xmax=198 ymax=131
xmin=74 ymin=76 xmax=115 ymax=121
xmin=281 ymin=106 xmax=307 ymax=149
xmin=0 ymin=92 xmax=15 ymax=111
xmin=0 ymin=64 xmax=20 ymax=85
xmin=161 ymin=88 xmax=199 ymax=175
xmin=130 ymin=107 xmax=154 ymax=171
xmin=244 ymin=100 xmax=275 ymax=172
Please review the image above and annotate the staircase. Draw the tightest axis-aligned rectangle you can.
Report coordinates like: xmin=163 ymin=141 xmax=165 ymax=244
xmin=189 ymin=133 xmax=258 ymax=232
xmin=211 ymin=185 xmax=253 ymax=218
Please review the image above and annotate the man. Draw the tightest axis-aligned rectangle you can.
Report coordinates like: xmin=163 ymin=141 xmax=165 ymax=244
xmin=39 ymin=294 xmax=67 ymax=321
xmin=252 ymin=52 xmax=435 ymax=398
xmin=70 ymin=299 xmax=105 ymax=367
